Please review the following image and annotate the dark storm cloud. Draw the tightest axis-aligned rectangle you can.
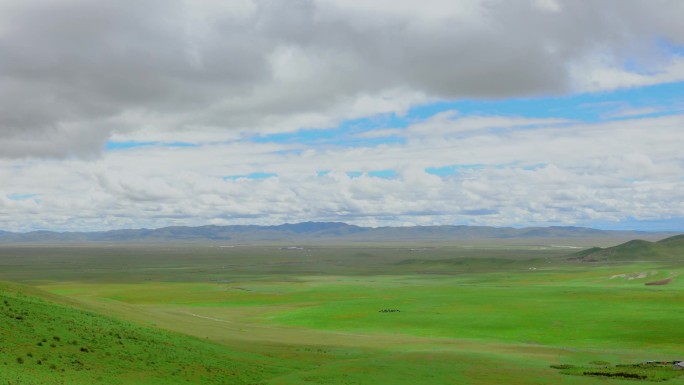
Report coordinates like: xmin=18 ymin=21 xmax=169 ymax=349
xmin=0 ymin=0 xmax=683 ymax=157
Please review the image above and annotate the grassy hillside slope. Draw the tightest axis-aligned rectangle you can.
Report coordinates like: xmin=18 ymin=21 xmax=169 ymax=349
xmin=0 ymin=281 xmax=290 ymax=385
xmin=569 ymin=234 xmax=684 ymax=262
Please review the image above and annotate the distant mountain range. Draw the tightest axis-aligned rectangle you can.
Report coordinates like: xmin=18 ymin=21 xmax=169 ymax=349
xmin=568 ymin=234 xmax=684 ymax=262
xmin=0 ymin=222 xmax=678 ymax=244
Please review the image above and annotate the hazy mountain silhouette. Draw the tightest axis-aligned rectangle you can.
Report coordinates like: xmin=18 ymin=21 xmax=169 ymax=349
xmin=0 ymin=222 xmax=676 ymax=244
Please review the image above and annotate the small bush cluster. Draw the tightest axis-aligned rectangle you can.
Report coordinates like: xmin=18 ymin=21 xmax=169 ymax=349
xmin=553 ymin=361 xmax=684 ymax=382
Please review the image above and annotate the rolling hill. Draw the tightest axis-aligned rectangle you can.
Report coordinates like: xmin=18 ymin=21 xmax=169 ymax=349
xmin=568 ymin=234 xmax=684 ymax=262
xmin=0 ymin=281 xmax=286 ymax=385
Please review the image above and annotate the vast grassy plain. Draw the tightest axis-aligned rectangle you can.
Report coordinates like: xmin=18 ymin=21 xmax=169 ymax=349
xmin=1 ymin=240 xmax=683 ymax=384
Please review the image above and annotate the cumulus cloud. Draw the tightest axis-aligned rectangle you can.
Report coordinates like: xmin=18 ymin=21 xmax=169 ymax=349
xmin=1 ymin=0 xmax=683 ymax=231
xmin=1 ymin=0 xmax=684 ymax=157
xmin=1 ymin=110 xmax=683 ymax=231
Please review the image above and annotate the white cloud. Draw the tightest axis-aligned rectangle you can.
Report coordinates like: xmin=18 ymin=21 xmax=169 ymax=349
xmin=405 ymin=111 xmax=571 ymax=136
xmin=572 ymin=56 xmax=684 ymax=92
xmin=532 ymin=0 xmax=562 ymax=13
xmin=2 ymin=1 xmax=684 ymax=158
xmin=2 ymin=1 xmax=684 ymax=231
xmin=1 ymin=111 xmax=683 ymax=231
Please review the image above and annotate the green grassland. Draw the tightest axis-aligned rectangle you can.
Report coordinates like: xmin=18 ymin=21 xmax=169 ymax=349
xmin=1 ymin=239 xmax=684 ymax=384
xmin=0 ymin=282 xmax=299 ymax=385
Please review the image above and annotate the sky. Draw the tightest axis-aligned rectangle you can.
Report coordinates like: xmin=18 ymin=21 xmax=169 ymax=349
xmin=1 ymin=0 xmax=684 ymax=232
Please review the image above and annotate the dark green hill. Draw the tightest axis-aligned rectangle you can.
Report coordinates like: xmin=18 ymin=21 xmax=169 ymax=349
xmin=0 ymin=282 xmax=285 ymax=385
xmin=568 ymin=234 xmax=684 ymax=262
xmin=657 ymin=233 xmax=684 ymax=246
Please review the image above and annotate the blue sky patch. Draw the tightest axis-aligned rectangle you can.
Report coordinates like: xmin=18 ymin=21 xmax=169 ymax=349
xmin=223 ymin=172 xmax=278 ymax=181
xmin=426 ymin=164 xmax=485 ymax=176
xmin=248 ymin=81 xmax=684 ymax=151
xmin=106 ymin=141 xmax=157 ymax=150
xmin=106 ymin=141 xmax=200 ymax=151
xmin=7 ymin=193 xmax=38 ymax=201
xmin=368 ymin=170 xmax=398 ymax=179
xmin=586 ymin=217 xmax=684 ymax=232
xmin=343 ymin=170 xmax=396 ymax=179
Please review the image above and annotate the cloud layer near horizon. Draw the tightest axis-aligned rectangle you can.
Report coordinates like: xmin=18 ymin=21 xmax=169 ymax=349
xmin=2 ymin=111 xmax=683 ymax=231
